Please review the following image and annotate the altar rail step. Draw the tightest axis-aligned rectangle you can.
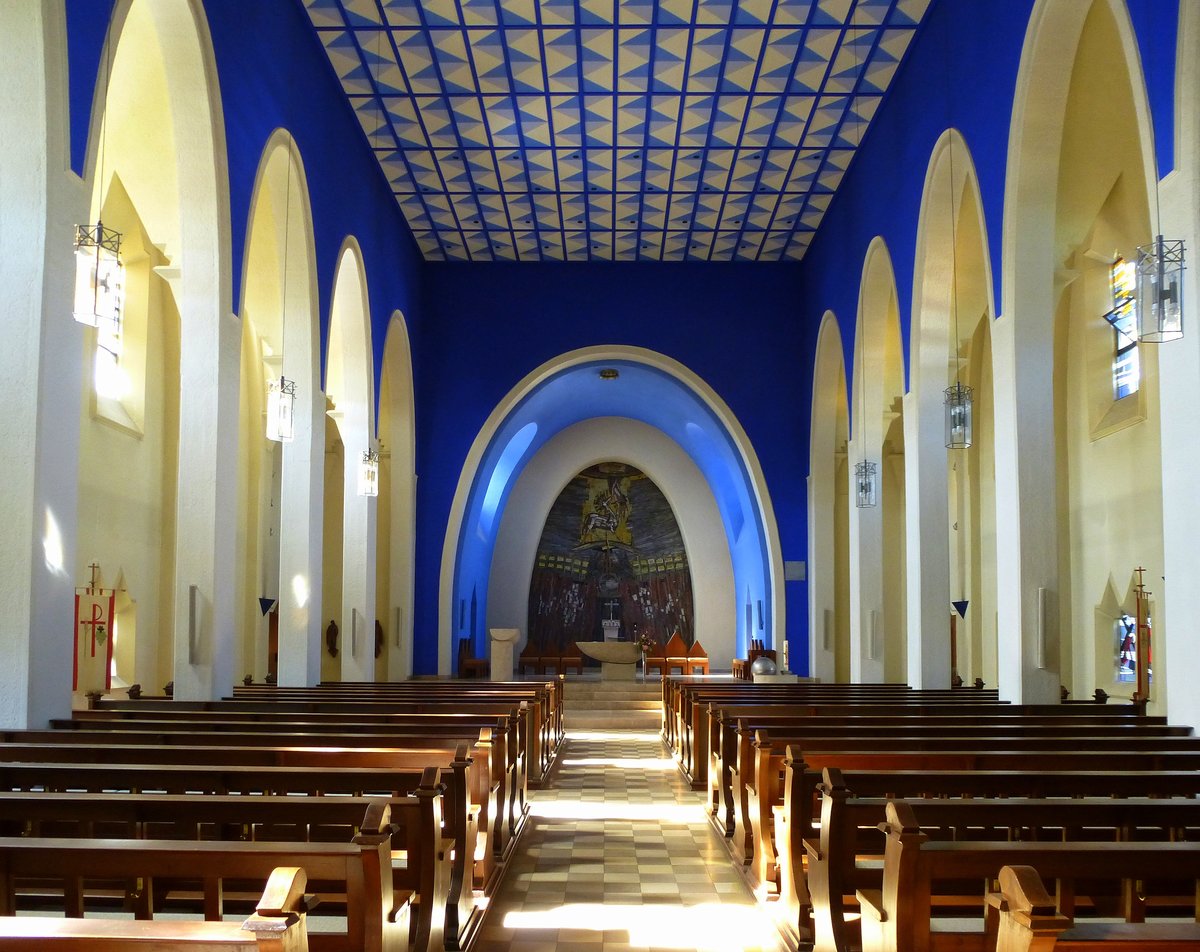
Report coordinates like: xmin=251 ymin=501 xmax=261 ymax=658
xmin=563 ymin=680 xmax=662 ymax=731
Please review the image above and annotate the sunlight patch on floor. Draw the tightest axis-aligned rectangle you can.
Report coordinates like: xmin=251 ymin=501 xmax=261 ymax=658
xmin=501 ymin=901 xmax=782 ymax=951
xmin=560 ymin=756 xmax=677 ymax=770
xmin=527 ymin=799 xmax=705 ymax=822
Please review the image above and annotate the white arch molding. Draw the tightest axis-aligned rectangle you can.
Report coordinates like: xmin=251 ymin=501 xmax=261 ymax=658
xmin=325 ymin=238 xmax=377 ymax=682
xmin=238 ymin=129 xmax=323 ymax=687
xmin=488 ymin=418 xmax=737 ymax=670
xmin=998 ymin=0 xmax=1160 ymax=704
xmin=438 ymin=345 xmax=785 ymax=676
xmin=1159 ymin=0 xmax=1200 ymax=730
xmin=906 ymin=129 xmax=996 ymax=689
xmin=0 ymin=0 xmax=82 ymax=728
xmin=378 ymin=311 xmax=416 ymax=680
xmin=807 ymin=312 xmax=850 ymax=683
xmin=78 ymin=0 xmax=235 ymax=701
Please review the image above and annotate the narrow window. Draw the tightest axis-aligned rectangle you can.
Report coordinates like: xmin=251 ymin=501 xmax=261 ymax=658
xmin=1108 ymin=257 xmax=1139 ymax=399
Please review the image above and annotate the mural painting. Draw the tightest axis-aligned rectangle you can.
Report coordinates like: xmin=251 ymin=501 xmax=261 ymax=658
xmin=527 ymin=462 xmax=694 ymax=656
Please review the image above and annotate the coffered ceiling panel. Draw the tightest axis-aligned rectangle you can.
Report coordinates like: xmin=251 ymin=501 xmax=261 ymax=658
xmin=302 ymin=0 xmax=931 ymax=261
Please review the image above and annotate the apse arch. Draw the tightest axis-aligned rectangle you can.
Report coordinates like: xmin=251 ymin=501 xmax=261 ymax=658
xmin=439 ymin=346 xmax=784 ymax=676
xmin=808 ymin=311 xmax=850 ymax=683
xmin=488 ymin=418 xmax=737 ymax=669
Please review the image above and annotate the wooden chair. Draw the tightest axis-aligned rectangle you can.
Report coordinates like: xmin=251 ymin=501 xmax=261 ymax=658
xmin=686 ymin=640 xmax=709 ymax=675
xmin=644 ymin=639 xmax=667 ymax=677
xmin=559 ymin=641 xmax=583 ymax=676
xmin=664 ymin=632 xmax=689 ymax=675
xmin=536 ymin=642 xmax=561 ymax=676
xmin=518 ymin=639 xmax=540 ymax=675
xmin=457 ymin=638 xmax=489 ymax=679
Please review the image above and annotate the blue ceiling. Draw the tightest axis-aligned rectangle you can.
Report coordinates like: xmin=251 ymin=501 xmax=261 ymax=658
xmin=301 ymin=0 xmax=931 ymax=262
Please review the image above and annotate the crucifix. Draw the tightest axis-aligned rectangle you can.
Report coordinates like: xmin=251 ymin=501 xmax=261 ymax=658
xmin=1131 ymin=566 xmax=1152 ymax=705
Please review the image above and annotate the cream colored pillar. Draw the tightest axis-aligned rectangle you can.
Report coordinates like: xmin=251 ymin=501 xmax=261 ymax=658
xmin=1158 ymin=1 xmax=1200 ymax=730
xmin=806 ymin=474 xmax=836 ymax=682
xmin=170 ymin=276 xmax=240 ymax=700
xmin=0 ymin=1 xmax=80 ymax=728
xmin=903 ymin=388 xmax=952 ymax=689
xmin=276 ymin=382 xmax=325 ymax=686
xmin=847 ymin=438 xmax=885 ymax=683
xmin=385 ymin=472 xmax=416 ymax=681
xmin=992 ymin=309 xmax=1060 ymax=704
xmin=339 ymin=458 xmax=378 ymax=682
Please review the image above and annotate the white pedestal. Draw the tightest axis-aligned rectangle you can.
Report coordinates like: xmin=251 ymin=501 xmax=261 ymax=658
xmin=602 ymin=620 xmax=620 ymax=641
xmin=489 ymin=628 xmax=519 ymax=682
xmin=753 ymin=672 xmax=801 ymax=684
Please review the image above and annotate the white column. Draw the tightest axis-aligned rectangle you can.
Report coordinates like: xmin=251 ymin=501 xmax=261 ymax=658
xmin=903 ymin=390 xmax=951 ymax=688
xmin=0 ymin=1 xmax=80 ymax=728
xmin=806 ymin=475 xmax=835 ymax=683
xmin=339 ymin=459 xmax=377 ymax=682
xmin=1158 ymin=0 xmax=1200 ymax=729
xmin=992 ymin=310 xmax=1061 ymax=704
xmin=848 ymin=439 xmax=884 ymax=683
xmin=276 ymin=383 xmax=324 ymax=686
xmin=386 ymin=471 xmax=415 ymax=681
xmin=168 ymin=289 xmax=239 ymax=700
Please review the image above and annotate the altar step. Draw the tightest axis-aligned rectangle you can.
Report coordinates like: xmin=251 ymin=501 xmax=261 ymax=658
xmin=563 ymin=678 xmax=663 ymax=731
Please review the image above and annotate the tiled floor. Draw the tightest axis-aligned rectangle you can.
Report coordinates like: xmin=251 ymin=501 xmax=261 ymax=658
xmin=474 ymin=730 xmax=787 ymax=952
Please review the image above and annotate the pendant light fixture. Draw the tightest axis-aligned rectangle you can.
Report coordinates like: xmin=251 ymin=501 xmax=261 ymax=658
xmin=266 ymin=145 xmax=297 ymax=442
xmin=848 ymin=13 xmax=876 ymax=509
xmin=358 ymin=447 xmax=380 ymax=497
xmin=943 ymin=135 xmax=973 ymax=449
xmin=1136 ymin=137 xmax=1185 ymax=342
xmin=74 ymin=9 xmax=124 ymax=333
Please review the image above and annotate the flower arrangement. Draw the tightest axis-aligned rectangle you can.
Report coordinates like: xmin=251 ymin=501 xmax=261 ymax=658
xmin=636 ymin=632 xmax=657 ymax=654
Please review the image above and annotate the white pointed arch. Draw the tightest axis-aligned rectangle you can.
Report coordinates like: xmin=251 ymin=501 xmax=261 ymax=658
xmin=808 ymin=311 xmax=850 ymax=682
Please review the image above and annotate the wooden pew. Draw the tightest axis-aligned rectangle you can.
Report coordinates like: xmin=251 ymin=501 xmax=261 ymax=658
xmin=14 ymin=723 xmax=521 ymax=873
xmin=57 ymin=707 xmax=530 ymax=841
xmin=994 ymin=864 xmax=1200 ymax=952
xmin=803 ymin=769 xmax=1200 ymax=952
xmin=739 ymin=738 xmax=1200 ymax=899
xmin=0 ymin=865 xmax=310 ymax=951
xmin=0 ymin=758 xmax=476 ymax=952
xmin=858 ymin=799 xmax=1200 ymax=952
xmin=0 ymin=802 xmax=408 ymax=952
xmin=737 ymin=728 xmax=1200 ymax=891
xmin=0 ymin=779 xmax=448 ymax=952
xmin=100 ymin=690 xmax=559 ymax=785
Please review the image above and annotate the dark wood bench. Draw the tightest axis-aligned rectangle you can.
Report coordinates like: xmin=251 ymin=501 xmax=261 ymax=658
xmin=994 ymin=864 xmax=1200 ymax=952
xmin=859 ymin=799 xmax=1200 ymax=952
xmin=10 ymin=723 xmax=520 ymax=876
xmin=0 ymin=802 xmax=406 ymax=952
xmin=0 ymin=779 xmax=449 ymax=952
xmin=0 ymin=865 xmax=310 ymax=951
xmin=803 ymin=769 xmax=1200 ymax=952
xmin=0 ymin=757 xmax=475 ymax=952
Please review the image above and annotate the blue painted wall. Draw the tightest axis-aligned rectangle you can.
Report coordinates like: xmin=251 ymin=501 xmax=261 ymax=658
xmin=414 ymin=262 xmax=810 ymax=674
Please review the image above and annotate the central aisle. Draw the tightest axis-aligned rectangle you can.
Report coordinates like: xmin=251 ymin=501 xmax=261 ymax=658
xmin=475 ymin=729 xmax=787 ymax=952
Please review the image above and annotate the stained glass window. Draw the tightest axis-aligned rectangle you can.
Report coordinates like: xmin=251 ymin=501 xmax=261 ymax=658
xmin=1108 ymin=258 xmax=1139 ymax=400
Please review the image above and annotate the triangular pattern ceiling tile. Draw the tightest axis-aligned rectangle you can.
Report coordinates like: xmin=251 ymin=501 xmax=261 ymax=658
xmin=306 ymin=0 xmax=931 ymax=260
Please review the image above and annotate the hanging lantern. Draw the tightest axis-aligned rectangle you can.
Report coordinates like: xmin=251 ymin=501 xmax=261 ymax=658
xmin=1136 ymin=235 xmax=1185 ymax=342
xmin=944 ymin=381 xmax=973 ymax=449
xmin=266 ymin=375 xmax=297 ymax=443
xmin=358 ymin=448 xmax=379 ymax=497
xmin=854 ymin=459 xmax=877 ymax=508
xmin=73 ymin=221 xmax=124 ymax=333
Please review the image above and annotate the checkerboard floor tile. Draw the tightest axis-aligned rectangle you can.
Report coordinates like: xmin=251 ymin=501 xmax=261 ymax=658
xmin=475 ymin=730 xmax=787 ymax=952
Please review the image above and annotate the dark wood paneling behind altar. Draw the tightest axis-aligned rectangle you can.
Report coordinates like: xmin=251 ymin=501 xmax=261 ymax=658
xmin=527 ymin=462 xmax=694 ymax=655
